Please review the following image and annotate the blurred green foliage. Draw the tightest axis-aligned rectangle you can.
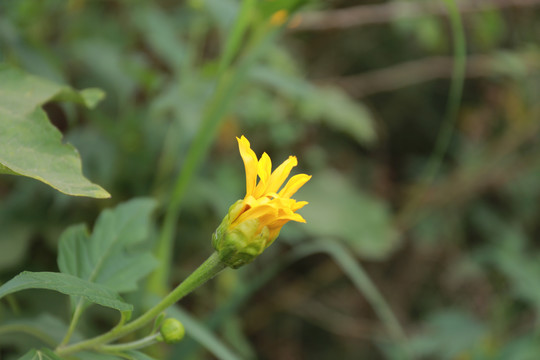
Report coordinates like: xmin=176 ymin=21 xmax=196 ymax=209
xmin=1 ymin=0 xmax=540 ymax=359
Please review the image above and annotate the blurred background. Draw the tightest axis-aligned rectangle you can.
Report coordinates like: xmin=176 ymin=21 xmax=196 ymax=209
xmin=1 ymin=0 xmax=540 ymax=359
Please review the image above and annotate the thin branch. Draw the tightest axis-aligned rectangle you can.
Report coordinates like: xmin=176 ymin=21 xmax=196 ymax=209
xmin=293 ymin=0 xmax=540 ymax=31
xmin=319 ymin=52 xmax=540 ymax=98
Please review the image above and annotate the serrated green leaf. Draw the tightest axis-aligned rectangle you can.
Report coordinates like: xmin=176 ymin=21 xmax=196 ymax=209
xmin=57 ymin=224 xmax=92 ymax=280
xmin=96 ymin=252 xmax=159 ymax=291
xmin=53 ymin=87 xmax=106 ymax=109
xmin=18 ymin=349 xmax=62 ymax=360
xmin=0 ymin=271 xmax=133 ymax=312
xmin=58 ymin=198 xmax=158 ymax=293
xmin=0 ymin=64 xmax=109 ymax=198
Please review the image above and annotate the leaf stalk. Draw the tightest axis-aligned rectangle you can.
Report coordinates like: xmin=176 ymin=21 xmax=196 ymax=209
xmin=55 ymin=252 xmax=226 ymax=357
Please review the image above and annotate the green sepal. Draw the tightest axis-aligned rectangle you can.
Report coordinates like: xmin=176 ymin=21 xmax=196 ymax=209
xmin=152 ymin=312 xmax=166 ymax=334
xmin=212 ymin=200 xmax=270 ymax=269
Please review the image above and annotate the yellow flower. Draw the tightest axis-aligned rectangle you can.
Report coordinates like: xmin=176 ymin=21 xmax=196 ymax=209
xmin=212 ymin=135 xmax=311 ymax=268
xmin=235 ymin=135 xmax=311 ymax=238
xmin=269 ymin=9 xmax=289 ymax=27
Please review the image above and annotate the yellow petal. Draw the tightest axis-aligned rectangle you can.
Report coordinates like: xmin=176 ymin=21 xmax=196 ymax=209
xmin=272 ymin=199 xmax=307 ymax=222
xmin=269 ymin=198 xmax=296 ymax=212
xmin=237 ymin=136 xmax=258 ymax=196
xmin=278 ymin=174 xmax=311 ymax=199
xmin=268 ymin=213 xmax=306 ymax=229
xmin=291 ymin=200 xmax=308 ymax=211
xmin=228 ymin=199 xmax=250 ymax=223
xmin=276 ymin=205 xmax=303 ymax=220
xmin=242 ymin=195 xmax=258 ymax=208
xmin=256 ymin=152 xmax=272 ymax=190
xmin=261 ymin=156 xmax=297 ymax=196
xmin=234 ymin=203 xmax=277 ymax=226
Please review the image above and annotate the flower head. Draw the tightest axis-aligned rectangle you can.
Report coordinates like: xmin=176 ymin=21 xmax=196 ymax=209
xmin=212 ymin=135 xmax=311 ymax=268
xmin=269 ymin=10 xmax=289 ymax=26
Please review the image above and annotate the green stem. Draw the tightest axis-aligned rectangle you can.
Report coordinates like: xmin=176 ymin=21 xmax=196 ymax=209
xmin=56 ymin=252 xmax=226 ymax=357
xmin=147 ymin=2 xmax=278 ymax=295
xmin=147 ymin=0 xmax=255 ymax=296
xmin=148 ymin=33 xmax=273 ymax=294
xmin=422 ymin=0 xmax=466 ymax=182
xmin=98 ymin=333 xmax=159 ymax=352
xmin=295 ymin=240 xmax=410 ymax=359
xmin=147 ymin=70 xmax=235 ymax=294
xmin=6 ymin=294 xmax=21 ymax=314
xmin=59 ymin=300 xmax=85 ymax=346
xmin=396 ymin=0 xmax=466 ymax=228
xmin=218 ymin=0 xmax=256 ymax=73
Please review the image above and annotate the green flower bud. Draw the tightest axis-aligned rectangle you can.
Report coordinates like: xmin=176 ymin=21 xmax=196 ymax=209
xmin=157 ymin=318 xmax=185 ymax=344
xmin=212 ymin=200 xmax=269 ymax=269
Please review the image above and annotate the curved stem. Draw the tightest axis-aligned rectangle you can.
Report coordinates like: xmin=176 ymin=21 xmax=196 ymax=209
xmin=59 ymin=300 xmax=84 ymax=346
xmin=294 ymin=240 xmax=410 ymax=359
xmin=98 ymin=333 xmax=160 ymax=352
xmin=147 ymin=9 xmax=279 ymax=295
xmin=6 ymin=294 xmax=21 ymax=314
xmin=147 ymin=0 xmax=256 ymax=296
xmin=396 ymin=0 xmax=466 ymax=229
xmin=422 ymin=0 xmax=466 ymax=182
xmin=147 ymin=71 xmax=235 ymax=294
xmin=56 ymin=252 xmax=226 ymax=357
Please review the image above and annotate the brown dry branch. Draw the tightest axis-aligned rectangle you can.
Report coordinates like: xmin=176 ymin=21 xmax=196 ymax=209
xmin=319 ymin=53 xmax=540 ymax=98
xmin=293 ymin=0 xmax=540 ymax=31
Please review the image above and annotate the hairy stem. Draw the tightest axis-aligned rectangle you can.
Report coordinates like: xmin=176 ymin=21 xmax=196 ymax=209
xmin=56 ymin=252 xmax=226 ymax=357
xmin=98 ymin=333 xmax=160 ymax=352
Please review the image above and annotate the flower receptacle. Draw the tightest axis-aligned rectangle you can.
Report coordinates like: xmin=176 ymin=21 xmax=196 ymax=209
xmin=212 ymin=202 xmax=270 ymax=269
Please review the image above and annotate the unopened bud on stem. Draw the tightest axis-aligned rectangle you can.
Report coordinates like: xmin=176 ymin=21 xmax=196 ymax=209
xmin=157 ymin=318 xmax=185 ymax=344
xmin=212 ymin=136 xmax=311 ymax=269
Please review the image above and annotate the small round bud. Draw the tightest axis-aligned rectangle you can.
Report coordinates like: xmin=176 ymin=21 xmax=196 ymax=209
xmin=158 ymin=318 xmax=185 ymax=344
